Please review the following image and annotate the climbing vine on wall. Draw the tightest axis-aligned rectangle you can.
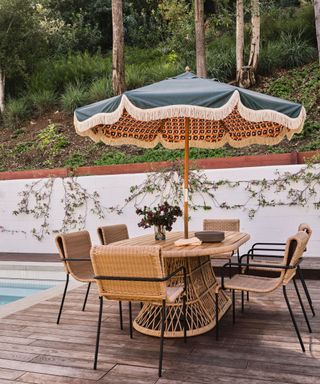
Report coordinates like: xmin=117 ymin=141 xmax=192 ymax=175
xmin=13 ymin=177 xmax=111 ymax=240
xmin=110 ymin=162 xmax=320 ymax=220
xmin=10 ymin=159 xmax=320 ymax=241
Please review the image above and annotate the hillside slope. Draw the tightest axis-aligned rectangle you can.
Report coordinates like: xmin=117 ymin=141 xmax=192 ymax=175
xmin=0 ymin=62 xmax=319 ymax=172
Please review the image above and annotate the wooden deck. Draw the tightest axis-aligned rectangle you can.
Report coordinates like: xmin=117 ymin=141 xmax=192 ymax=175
xmin=0 ymin=280 xmax=319 ymax=383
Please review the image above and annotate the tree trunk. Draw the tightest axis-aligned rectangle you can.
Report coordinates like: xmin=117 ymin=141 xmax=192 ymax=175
xmin=0 ymin=69 xmax=5 ymax=113
xmin=195 ymin=0 xmax=207 ymax=78
xmin=112 ymin=0 xmax=125 ymax=95
xmin=236 ymin=0 xmax=244 ymax=84
xmin=248 ymin=0 xmax=260 ymax=72
xmin=315 ymin=0 xmax=320 ymax=65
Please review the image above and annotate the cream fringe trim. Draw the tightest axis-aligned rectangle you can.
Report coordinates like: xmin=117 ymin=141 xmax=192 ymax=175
xmin=74 ymin=90 xmax=306 ymax=134
xmin=76 ymin=127 xmax=301 ymax=150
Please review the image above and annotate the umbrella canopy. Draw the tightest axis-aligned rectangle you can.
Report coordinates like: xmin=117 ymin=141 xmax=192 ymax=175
xmin=75 ymin=71 xmax=305 ymax=148
xmin=74 ymin=71 xmax=306 ymax=238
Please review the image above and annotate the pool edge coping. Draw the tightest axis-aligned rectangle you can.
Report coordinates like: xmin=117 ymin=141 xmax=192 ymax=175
xmin=0 ymin=280 xmax=82 ymax=319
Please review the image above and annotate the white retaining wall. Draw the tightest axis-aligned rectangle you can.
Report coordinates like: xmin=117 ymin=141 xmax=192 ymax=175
xmin=0 ymin=164 xmax=319 ymax=256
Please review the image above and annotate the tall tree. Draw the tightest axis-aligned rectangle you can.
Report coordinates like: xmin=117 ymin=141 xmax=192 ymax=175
xmin=237 ymin=0 xmax=261 ymax=88
xmin=195 ymin=0 xmax=207 ymax=77
xmin=248 ymin=0 xmax=260 ymax=74
xmin=315 ymin=0 xmax=320 ymax=65
xmin=236 ymin=0 xmax=244 ymax=84
xmin=112 ymin=0 xmax=125 ymax=95
xmin=0 ymin=0 xmax=45 ymax=112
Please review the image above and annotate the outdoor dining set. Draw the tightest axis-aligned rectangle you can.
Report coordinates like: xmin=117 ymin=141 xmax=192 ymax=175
xmin=54 ymin=219 xmax=315 ymax=377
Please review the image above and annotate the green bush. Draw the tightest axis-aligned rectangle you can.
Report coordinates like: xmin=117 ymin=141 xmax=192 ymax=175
xmin=87 ymin=77 xmax=113 ymax=103
xmin=29 ymin=90 xmax=57 ymax=114
xmin=64 ymin=152 xmax=87 ymax=168
xmin=60 ymin=83 xmax=89 ymax=112
xmin=3 ymin=98 xmax=31 ymax=129
xmin=259 ymin=33 xmax=316 ymax=75
xmin=36 ymin=124 xmax=69 ymax=156
xmin=28 ymin=52 xmax=112 ymax=95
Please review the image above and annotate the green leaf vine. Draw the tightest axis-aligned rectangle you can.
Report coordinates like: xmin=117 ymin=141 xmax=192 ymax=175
xmin=10 ymin=160 xmax=320 ymax=241
xmin=110 ymin=162 xmax=320 ymax=220
xmin=13 ymin=177 xmax=111 ymax=241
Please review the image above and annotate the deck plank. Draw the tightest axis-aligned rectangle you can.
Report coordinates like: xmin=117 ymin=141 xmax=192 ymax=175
xmin=0 ymin=281 xmax=319 ymax=383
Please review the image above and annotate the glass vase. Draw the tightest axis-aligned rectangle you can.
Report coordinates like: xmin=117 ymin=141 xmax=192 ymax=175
xmin=154 ymin=225 xmax=166 ymax=241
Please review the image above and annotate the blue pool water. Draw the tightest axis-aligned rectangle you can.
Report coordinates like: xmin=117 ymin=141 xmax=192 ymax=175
xmin=0 ymin=281 xmax=55 ymax=306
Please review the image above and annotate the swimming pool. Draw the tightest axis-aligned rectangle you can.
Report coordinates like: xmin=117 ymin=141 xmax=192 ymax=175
xmin=0 ymin=280 xmax=56 ymax=306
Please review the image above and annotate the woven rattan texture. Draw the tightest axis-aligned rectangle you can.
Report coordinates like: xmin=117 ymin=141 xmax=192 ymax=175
xmin=203 ymin=219 xmax=240 ymax=232
xmin=225 ymin=231 xmax=309 ymax=292
xmin=203 ymin=219 xmax=240 ymax=259
xmin=97 ymin=224 xmax=129 ymax=245
xmin=90 ymin=245 xmax=167 ymax=302
xmin=55 ymin=231 xmax=94 ymax=282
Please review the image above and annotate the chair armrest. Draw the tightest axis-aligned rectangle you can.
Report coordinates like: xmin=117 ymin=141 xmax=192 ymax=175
xmin=220 ymin=260 xmax=295 ymax=289
xmin=239 ymin=253 xmax=283 ymax=263
xmin=95 ymin=266 xmax=187 ymax=293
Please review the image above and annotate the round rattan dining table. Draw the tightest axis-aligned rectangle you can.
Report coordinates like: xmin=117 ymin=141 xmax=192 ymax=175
xmin=112 ymin=230 xmax=250 ymax=338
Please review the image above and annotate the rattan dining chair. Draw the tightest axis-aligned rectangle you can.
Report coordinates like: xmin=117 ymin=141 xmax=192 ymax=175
xmin=216 ymin=231 xmax=311 ymax=352
xmin=203 ymin=218 xmax=240 ymax=260
xmin=55 ymin=230 xmax=94 ymax=324
xmin=97 ymin=224 xmax=129 ymax=330
xmin=246 ymin=223 xmax=314 ymax=316
xmin=90 ymin=244 xmax=187 ymax=377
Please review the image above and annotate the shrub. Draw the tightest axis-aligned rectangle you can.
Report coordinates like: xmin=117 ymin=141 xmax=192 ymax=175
xmin=60 ymin=83 xmax=89 ymax=112
xmin=64 ymin=152 xmax=87 ymax=168
xmin=29 ymin=90 xmax=57 ymax=114
xmin=28 ymin=52 xmax=112 ymax=95
xmin=259 ymin=33 xmax=316 ymax=75
xmin=87 ymin=77 xmax=113 ymax=103
xmin=3 ymin=98 xmax=31 ymax=129
xmin=36 ymin=124 xmax=69 ymax=156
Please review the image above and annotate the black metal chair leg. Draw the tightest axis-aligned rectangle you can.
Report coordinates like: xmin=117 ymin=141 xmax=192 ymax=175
xmin=158 ymin=300 xmax=166 ymax=377
xmin=82 ymin=282 xmax=91 ymax=311
xmin=293 ymin=279 xmax=312 ymax=333
xmin=183 ymin=295 xmax=187 ymax=343
xmin=129 ymin=301 xmax=133 ymax=339
xmin=283 ymin=286 xmax=305 ymax=352
xmin=119 ymin=301 xmax=123 ymax=330
xmin=228 ymin=260 xmax=232 ymax=279
xmin=241 ymin=291 xmax=244 ymax=313
xmin=246 ymin=291 xmax=250 ymax=302
xmin=232 ymin=290 xmax=235 ymax=324
xmin=297 ymin=266 xmax=315 ymax=317
xmin=215 ymin=292 xmax=219 ymax=340
xmin=57 ymin=274 xmax=69 ymax=324
xmin=94 ymin=296 xmax=104 ymax=370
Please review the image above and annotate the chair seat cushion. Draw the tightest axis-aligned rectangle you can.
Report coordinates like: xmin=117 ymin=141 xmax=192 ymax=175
xmin=166 ymin=286 xmax=184 ymax=303
xmin=224 ymin=274 xmax=281 ymax=293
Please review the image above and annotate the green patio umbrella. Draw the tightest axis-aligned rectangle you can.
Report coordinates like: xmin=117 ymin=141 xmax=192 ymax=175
xmin=74 ymin=71 xmax=306 ymax=238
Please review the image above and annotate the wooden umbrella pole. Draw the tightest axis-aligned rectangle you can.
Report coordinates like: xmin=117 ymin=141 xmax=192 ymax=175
xmin=184 ymin=117 xmax=190 ymax=239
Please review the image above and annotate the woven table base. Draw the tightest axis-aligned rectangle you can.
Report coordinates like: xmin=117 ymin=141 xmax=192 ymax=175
xmin=134 ymin=255 xmax=231 ymax=338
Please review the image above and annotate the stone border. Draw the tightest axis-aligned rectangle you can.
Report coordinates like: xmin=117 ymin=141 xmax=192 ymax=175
xmin=0 ymin=150 xmax=319 ymax=181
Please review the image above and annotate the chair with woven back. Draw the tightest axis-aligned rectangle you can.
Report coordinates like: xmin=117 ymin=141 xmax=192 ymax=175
xmin=245 ymin=223 xmax=314 ymax=316
xmin=203 ymin=219 xmax=240 ymax=274
xmin=97 ymin=224 xmax=129 ymax=330
xmin=90 ymin=244 xmax=187 ymax=377
xmin=55 ymin=230 xmax=94 ymax=324
xmin=216 ymin=230 xmax=312 ymax=352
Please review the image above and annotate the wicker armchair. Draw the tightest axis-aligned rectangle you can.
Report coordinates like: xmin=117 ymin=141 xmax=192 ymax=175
xmin=246 ymin=223 xmax=314 ymax=316
xmin=55 ymin=231 xmax=94 ymax=324
xmin=97 ymin=224 xmax=129 ymax=330
xmin=216 ymin=231 xmax=311 ymax=352
xmin=90 ymin=245 xmax=187 ymax=377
